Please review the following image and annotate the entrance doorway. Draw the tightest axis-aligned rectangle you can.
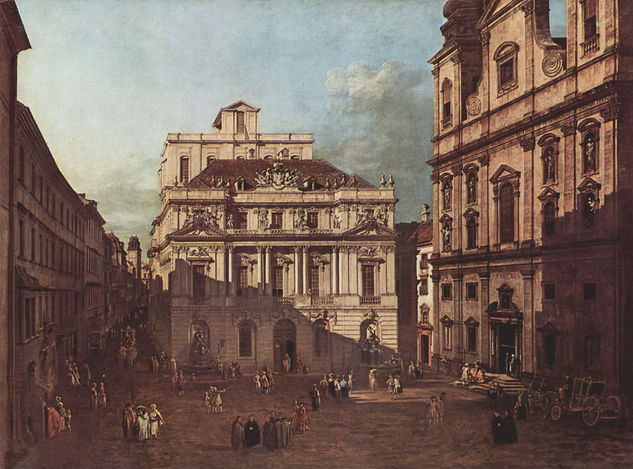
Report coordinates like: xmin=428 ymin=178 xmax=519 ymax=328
xmin=498 ymin=323 xmax=516 ymax=373
xmin=273 ymin=319 xmax=296 ymax=372
xmin=420 ymin=334 xmax=430 ymax=366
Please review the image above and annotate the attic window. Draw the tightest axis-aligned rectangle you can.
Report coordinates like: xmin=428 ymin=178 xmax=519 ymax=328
xmin=441 ymin=79 xmax=452 ymax=127
xmin=236 ymin=111 xmax=245 ymax=132
xmin=235 ymin=178 xmax=246 ymax=191
xmin=206 ymin=156 xmax=215 ymax=167
xmin=494 ymin=43 xmax=519 ymax=95
xmin=180 ymin=157 xmax=189 ymax=184
xmin=583 ymin=0 xmax=598 ymax=40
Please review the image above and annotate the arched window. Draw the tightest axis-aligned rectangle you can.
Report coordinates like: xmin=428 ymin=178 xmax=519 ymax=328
xmin=543 ymin=201 xmax=556 ymax=235
xmin=494 ymin=42 xmax=519 ymax=94
xmin=582 ymin=131 xmax=597 ymax=174
xmin=441 ymin=79 xmax=452 ymax=127
xmin=466 ymin=171 xmax=478 ymax=204
xmin=499 ymin=183 xmax=514 ymax=242
xmin=441 ymin=179 xmax=452 ymax=211
xmin=238 ymin=321 xmax=255 ymax=357
xmin=236 ymin=111 xmax=245 ymax=133
xmin=313 ymin=320 xmax=329 ymax=357
xmin=466 ymin=217 xmax=478 ymax=249
xmin=180 ymin=156 xmax=189 ymax=183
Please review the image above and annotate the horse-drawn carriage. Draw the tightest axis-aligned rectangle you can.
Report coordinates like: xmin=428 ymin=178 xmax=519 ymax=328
xmin=549 ymin=377 xmax=622 ymax=426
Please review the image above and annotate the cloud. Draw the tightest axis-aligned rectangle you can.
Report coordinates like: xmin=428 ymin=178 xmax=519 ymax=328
xmin=318 ymin=60 xmax=433 ymax=222
xmin=59 ymin=151 xmax=161 ymax=258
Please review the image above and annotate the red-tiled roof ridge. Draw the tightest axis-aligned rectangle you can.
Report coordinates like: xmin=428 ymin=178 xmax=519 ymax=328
xmin=410 ymin=220 xmax=433 ymax=244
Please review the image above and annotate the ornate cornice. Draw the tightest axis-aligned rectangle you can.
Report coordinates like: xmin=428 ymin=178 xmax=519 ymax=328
xmin=519 ymin=136 xmax=535 ymax=152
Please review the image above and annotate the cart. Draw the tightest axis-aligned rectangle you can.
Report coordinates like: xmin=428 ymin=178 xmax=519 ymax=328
xmin=549 ymin=377 xmax=621 ymax=426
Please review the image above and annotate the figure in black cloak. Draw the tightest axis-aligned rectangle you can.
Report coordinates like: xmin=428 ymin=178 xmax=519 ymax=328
xmin=231 ymin=416 xmax=244 ymax=451
xmin=491 ymin=411 xmax=504 ymax=445
xmin=262 ymin=414 xmax=276 ymax=451
xmin=310 ymin=384 xmax=321 ymax=411
xmin=328 ymin=374 xmax=336 ymax=399
xmin=502 ymin=410 xmax=518 ymax=444
xmin=515 ymin=392 xmax=527 ymax=421
xmin=274 ymin=413 xmax=291 ymax=448
xmin=243 ymin=414 xmax=260 ymax=447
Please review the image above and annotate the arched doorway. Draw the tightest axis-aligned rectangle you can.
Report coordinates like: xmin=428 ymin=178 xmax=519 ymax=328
xmin=273 ymin=319 xmax=296 ymax=372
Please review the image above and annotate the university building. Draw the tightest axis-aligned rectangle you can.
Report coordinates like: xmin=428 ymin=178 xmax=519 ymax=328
xmin=148 ymin=101 xmax=398 ymax=372
xmin=429 ymin=0 xmax=633 ymax=394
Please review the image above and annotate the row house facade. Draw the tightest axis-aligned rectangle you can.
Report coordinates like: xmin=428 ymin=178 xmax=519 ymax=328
xmin=148 ymin=101 xmax=398 ymax=372
xmin=0 ymin=1 xmax=29 ymax=465
xmin=429 ymin=0 xmax=633 ymax=394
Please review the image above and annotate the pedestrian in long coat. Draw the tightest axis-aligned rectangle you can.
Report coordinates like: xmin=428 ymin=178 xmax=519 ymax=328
xmin=262 ymin=415 xmax=275 ymax=451
xmin=89 ymin=383 xmax=98 ymax=409
xmin=122 ymin=403 xmax=136 ymax=440
xmin=310 ymin=385 xmax=321 ymax=411
xmin=135 ymin=406 xmax=150 ymax=442
xmin=97 ymin=382 xmax=107 ymax=409
xmin=243 ymin=415 xmax=260 ymax=447
xmin=501 ymin=410 xmax=518 ymax=444
xmin=231 ymin=416 xmax=244 ymax=450
xmin=491 ymin=411 xmax=504 ymax=444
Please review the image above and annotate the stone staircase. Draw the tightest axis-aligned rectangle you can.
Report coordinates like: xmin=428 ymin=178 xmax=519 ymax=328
xmin=455 ymin=373 xmax=528 ymax=397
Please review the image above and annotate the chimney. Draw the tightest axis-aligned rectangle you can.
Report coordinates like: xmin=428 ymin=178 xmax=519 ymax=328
xmin=421 ymin=204 xmax=430 ymax=222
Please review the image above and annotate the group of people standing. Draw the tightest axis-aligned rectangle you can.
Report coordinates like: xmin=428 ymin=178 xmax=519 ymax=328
xmin=231 ymin=409 xmax=301 ymax=452
xmin=317 ymin=371 xmax=353 ymax=403
xmin=121 ymin=402 xmax=166 ymax=442
xmin=42 ymin=395 xmax=72 ymax=438
xmin=89 ymin=382 xmax=107 ymax=409
xmin=204 ymin=385 xmax=229 ymax=413
xmin=491 ymin=410 xmax=518 ymax=445
xmin=252 ymin=368 xmax=276 ymax=395
xmin=67 ymin=361 xmax=91 ymax=388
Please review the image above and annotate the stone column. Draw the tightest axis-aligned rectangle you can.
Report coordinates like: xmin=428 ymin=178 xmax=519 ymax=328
xmin=521 ymin=270 xmax=535 ymax=375
xmin=302 ymin=247 xmax=308 ymax=295
xmin=520 ymin=136 xmax=535 ymax=245
xmin=331 ymin=247 xmax=338 ymax=295
xmin=452 ymin=273 xmax=463 ymax=364
xmin=478 ymin=154 xmax=490 ymax=248
xmin=340 ymin=247 xmax=349 ymax=294
xmin=479 ymin=272 xmax=490 ymax=368
xmin=293 ymin=247 xmax=300 ymax=295
xmin=431 ymin=174 xmax=440 ymax=253
xmin=217 ymin=247 xmax=225 ymax=296
xmin=257 ymin=247 xmax=263 ymax=294
xmin=386 ymin=247 xmax=395 ymax=294
xmin=227 ymin=247 xmax=234 ymax=296
xmin=349 ymin=248 xmax=358 ymax=295
xmin=431 ymin=269 xmax=441 ymax=370
xmin=265 ymin=247 xmax=272 ymax=295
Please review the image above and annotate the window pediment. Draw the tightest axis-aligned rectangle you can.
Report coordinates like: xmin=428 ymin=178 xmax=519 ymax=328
xmin=537 ymin=321 xmax=560 ymax=335
xmin=439 ymin=213 xmax=453 ymax=223
xmin=537 ymin=133 xmax=560 ymax=147
xmin=463 ymin=207 xmax=480 ymax=219
xmin=440 ymin=315 xmax=453 ymax=326
xmin=490 ymin=164 xmax=520 ymax=184
xmin=577 ymin=177 xmax=601 ymax=193
xmin=537 ymin=187 xmax=560 ymax=202
xmin=464 ymin=316 xmax=480 ymax=327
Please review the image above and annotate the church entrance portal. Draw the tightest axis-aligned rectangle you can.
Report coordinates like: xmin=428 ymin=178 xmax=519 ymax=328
xmin=497 ymin=323 xmax=516 ymax=373
xmin=273 ymin=319 xmax=296 ymax=372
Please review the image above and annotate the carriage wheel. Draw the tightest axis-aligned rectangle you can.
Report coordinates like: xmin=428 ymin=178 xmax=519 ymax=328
xmin=550 ymin=405 xmax=562 ymax=422
xmin=605 ymin=395 xmax=622 ymax=419
xmin=582 ymin=396 xmax=600 ymax=426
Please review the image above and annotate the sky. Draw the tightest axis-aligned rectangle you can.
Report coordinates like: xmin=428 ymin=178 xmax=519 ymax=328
xmin=15 ymin=0 xmax=567 ymax=257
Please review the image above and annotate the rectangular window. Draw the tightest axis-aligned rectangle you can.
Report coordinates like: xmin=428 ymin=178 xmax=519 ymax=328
xmin=419 ymin=256 xmax=428 ymax=270
xmin=180 ymin=157 xmax=189 ymax=184
xmin=19 ymin=220 xmax=24 ymax=258
xmin=30 ymin=228 xmax=36 ymax=261
xmin=270 ymin=212 xmax=283 ymax=229
xmin=236 ymin=111 xmax=245 ymax=133
xmin=238 ymin=322 xmax=252 ymax=357
xmin=544 ymin=334 xmax=556 ymax=366
xmin=544 ymin=283 xmax=556 ymax=300
xmin=443 ymin=324 xmax=452 ymax=349
xmin=18 ymin=147 xmax=25 ymax=183
xmin=467 ymin=326 xmax=477 ymax=352
xmin=362 ymin=265 xmax=375 ymax=297
xmin=309 ymin=265 xmax=320 ymax=296
xmin=584 ymin=0 xmax=597 ymax=40
xmin=307 ymin=212 xmax=319 ymax=229
xmin=441 ymin=283 xmax=452 ymax=300
xmin=419 ymin=278 xmax=428 ymax=296
xmin=238 ymin=266 xmax=248 ymax=296
xmin=273 ymin=266 xmax=284 ymax=297
xmin=193 ymin=265 xmax=205 ymax=298
xmin=583 ymin=283 xmax=596 ymax=301
xmin=499 ymin=58 xmax=514 ymax=87
xmin=237 ymin=212 xmax=248 ymax=230
xmin=466 ymin=282 xmax=478 ymax=300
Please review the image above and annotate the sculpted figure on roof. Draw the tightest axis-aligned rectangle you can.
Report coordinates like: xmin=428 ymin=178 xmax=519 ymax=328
xmin=255 ymin=162 xmax=299 ymax=189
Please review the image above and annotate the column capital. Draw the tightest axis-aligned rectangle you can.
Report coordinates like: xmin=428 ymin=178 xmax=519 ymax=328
xmin=521 ymin=270 xmax=535 ymax=279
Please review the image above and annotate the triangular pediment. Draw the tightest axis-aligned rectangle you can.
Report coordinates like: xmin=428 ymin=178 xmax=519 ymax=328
xmin=463 ymin=207 xmax=480 ymax=218
xmin=222 ymin=100 xmax=260 ymax=112
xmin=537 ymin=321 xmax=560 ymax=335
xmin=577 ymin=177 xmax=601 ymax=192
xmin=490 ymin=164 xmax=520 ymax=183
xmin=169 ymin=209 xmax=226 ymax=239
xmin=439 ymin=213 xmax=453 ymax=223
xmin=440 ymin=315 xmax=454 ymax=326
xmin=537 ymin=186 xmax=559 ymax=201
xmin=477 ymin=0 xmax=516 ymax=29
xmin=343 ymin=219 xmax=396 ymax=239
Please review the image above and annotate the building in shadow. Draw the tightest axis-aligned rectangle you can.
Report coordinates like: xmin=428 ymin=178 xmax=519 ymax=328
xmin=148 ymin=101 xmax=399 ymax=372
xmin=428 ymin=0 xmax=633 ymax=394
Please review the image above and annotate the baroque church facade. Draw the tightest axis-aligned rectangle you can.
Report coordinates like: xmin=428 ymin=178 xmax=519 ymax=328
xmin=148 ymin=101 xmax=398 ymax=372
xmin=429 ymin=0 xmax=633 ymax=394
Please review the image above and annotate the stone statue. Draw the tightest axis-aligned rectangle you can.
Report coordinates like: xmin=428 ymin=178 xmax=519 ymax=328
xmin=584 ymin=135 xmax=596 ymax=172
xmin=189 ymin=323 xmax=210 ymax=366
xmin=226 ymin=213 xmax=234 ymax=229
xmin=258 ymin=209 xmax=270 ymax=230
xmin=441 ymin=222 xmax=451 ymax=251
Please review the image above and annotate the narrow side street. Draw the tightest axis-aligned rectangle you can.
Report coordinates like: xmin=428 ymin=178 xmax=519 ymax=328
xmin=14 ymin=326 xmax=633 ymax=469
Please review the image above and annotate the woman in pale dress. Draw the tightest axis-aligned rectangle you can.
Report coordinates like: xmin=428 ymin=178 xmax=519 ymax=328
xmin=148 ymin=403 xmax=165 ymax=439
xmin=135 ymin=406 xmax=150 ymax=441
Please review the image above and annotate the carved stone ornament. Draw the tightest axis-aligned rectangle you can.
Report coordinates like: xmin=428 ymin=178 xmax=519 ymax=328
xmin=182 ymin=207 xmax=221 ymax=234
xmin=430 ymin=173 xmax=440 ymax=184
xmin=362 ymin=308 xmax=379 ymax=321
xmin=309 ymin=309 xmax=338 ymax=325
xmin=478 ymin=153 xmax=490 ymax=166
xmin=561 ymin=122 xmax=577 ymax=136
xmin=600 ymin=100 xmax=620 ymax=121
xmin=466 ymin=95 xmax=482 ymax=116
xmin=480 ymin=31 xmax=491 ymax=47
xmin=255 ymin=162 xmax=300 ymax=189
xmin=187 ymin=247 xmax=212 ymax=258
xmin=542 ymin=52 xmax=564 ymax=78
xmin=519 ymin=136 xmax=535 ymax=152
xmin=232 ymin=311 xmax=262 ymax=326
